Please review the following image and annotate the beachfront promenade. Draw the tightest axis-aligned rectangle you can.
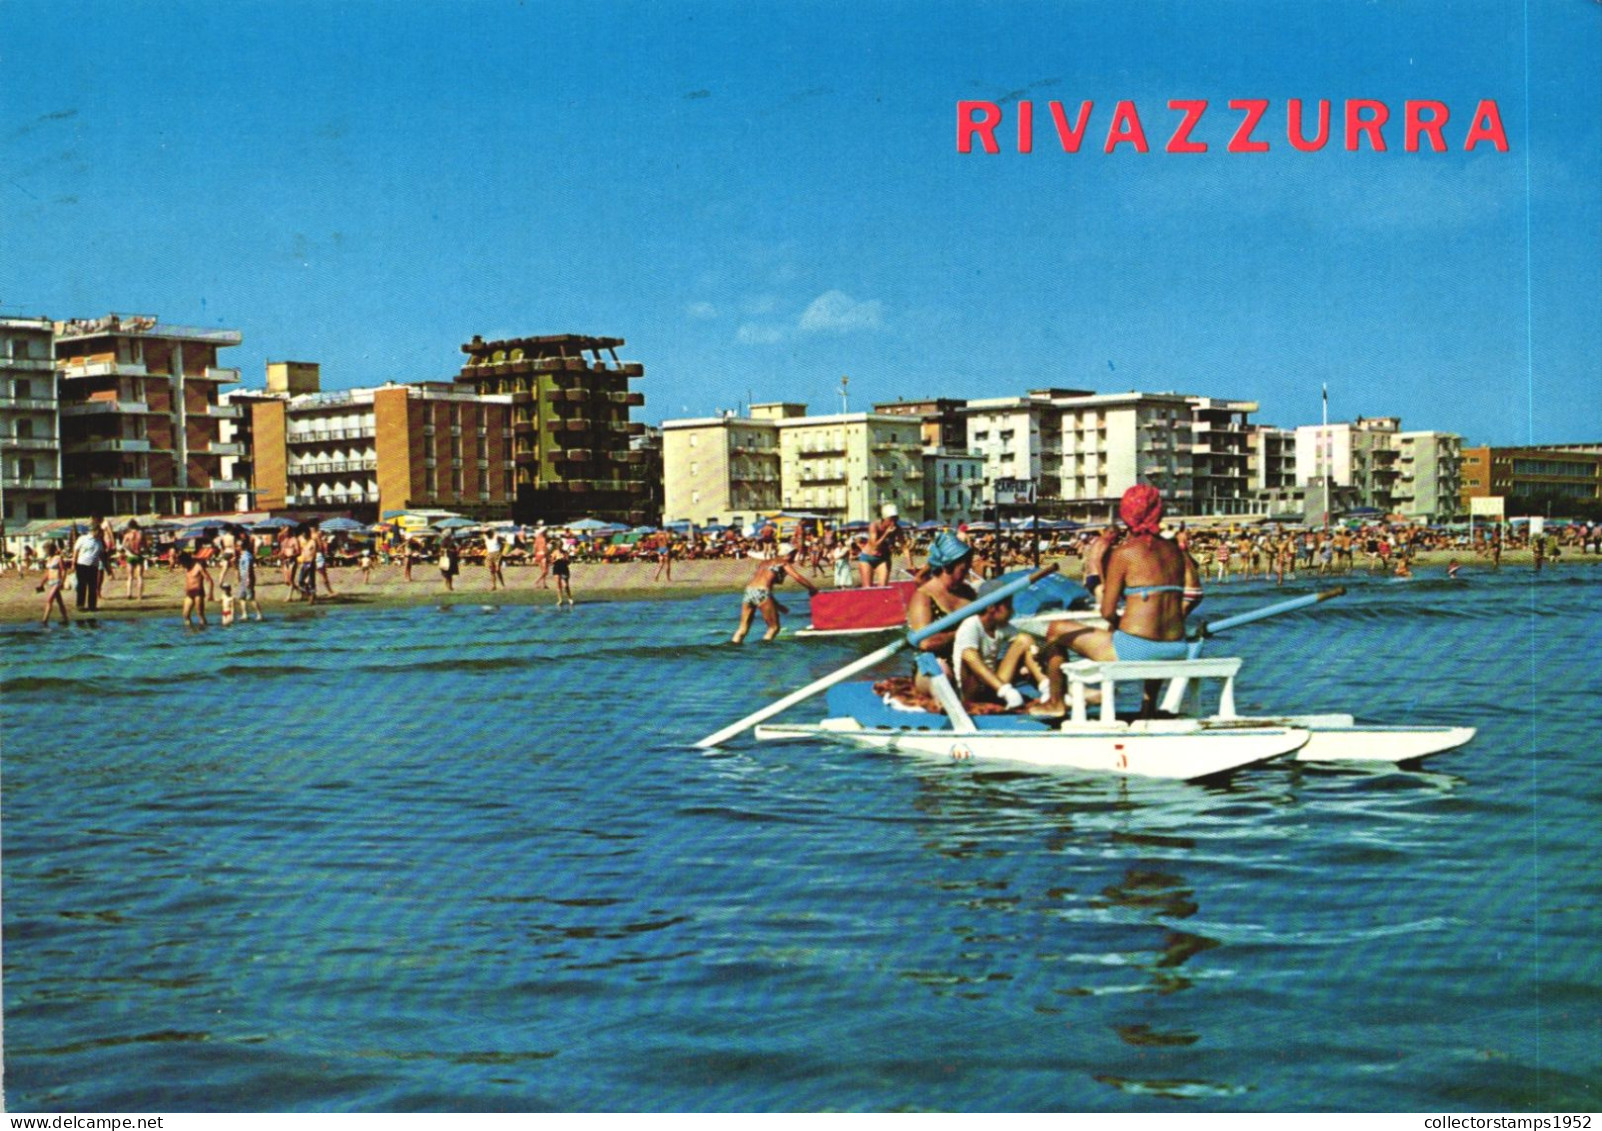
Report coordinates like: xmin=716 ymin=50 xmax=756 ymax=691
xmin=4 ymin=548 xmax=1581 ymax=625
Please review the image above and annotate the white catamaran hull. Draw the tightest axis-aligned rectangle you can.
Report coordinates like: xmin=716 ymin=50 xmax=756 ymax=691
xmin=754 ymin=718 xmax=1311 ymax=781
xmin=1240 ymin=715 xmax=1476 ymax=762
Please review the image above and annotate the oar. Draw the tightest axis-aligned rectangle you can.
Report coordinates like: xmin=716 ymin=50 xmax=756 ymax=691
xmin=1161 ymin=587 xmax=1347 ymax=713
xmin=695 ymin=563 xmax=1060 ymax=749
xmin=1184 ymin=585 xmax=1347 ymax=658
xmin=1190 ymin=585 xmax=1346 ymax=643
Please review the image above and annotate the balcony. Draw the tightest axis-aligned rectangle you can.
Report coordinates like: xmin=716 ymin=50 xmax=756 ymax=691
xmin=205 ymin=402 xmax=242 ymax=419
xmin=1 ymin=357 xmax=54 ymax=372
xmin=2 ymin=474 xmax=62 ymax=489
xmin=62 ymin=360 xmax=149 ymax=379
xmin=204 ymin=367 xmax=241 ymax=384
xmin=1 ymin=436 xmax=59 ymax=452
xmin=208 ymin=479 xmax=248 ymax=493
xmin=287 ymin=425 xmax=377 ymax=444
xmin=0 ymin=396 xmax=57 ymax=411
xmin=204 ymin=441 xmax=244 ymax=457
xmin=60 ymin=400 xmax=150 ymax=416
xmin=89 ymin=476 xmax=154 ymax=490
xmin=66 ymin=437 xmax=151 ymax=454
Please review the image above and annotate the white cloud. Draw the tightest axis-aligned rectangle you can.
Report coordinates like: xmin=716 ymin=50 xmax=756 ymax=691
xmin=736 ymin=323 xmax=786 ymax=345
xmin=686 ymin=301 xmax=719 ymax=319
xmin=799 ymin=290 xmax=885 ymax=333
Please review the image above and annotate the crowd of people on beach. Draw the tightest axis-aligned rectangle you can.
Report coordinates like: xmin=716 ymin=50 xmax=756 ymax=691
xmin=10 ymin=508 xmax=1599 ymax=630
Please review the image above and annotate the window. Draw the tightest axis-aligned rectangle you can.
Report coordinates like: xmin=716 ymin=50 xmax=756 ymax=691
xmin=14 ymin=378 xmax=30 ymax=398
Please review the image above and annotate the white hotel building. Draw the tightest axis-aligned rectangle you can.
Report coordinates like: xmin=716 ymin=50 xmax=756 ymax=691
xmin=963 ymin=388 xmax=1261 ymax=520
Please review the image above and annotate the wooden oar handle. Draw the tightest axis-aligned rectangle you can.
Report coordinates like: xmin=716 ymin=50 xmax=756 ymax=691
xmin=1317 ymin=586 xmax=1347 ymax=601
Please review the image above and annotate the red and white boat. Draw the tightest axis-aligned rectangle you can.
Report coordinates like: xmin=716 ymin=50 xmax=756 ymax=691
xmin=797 ymin=570 xmax=1092 ymax=637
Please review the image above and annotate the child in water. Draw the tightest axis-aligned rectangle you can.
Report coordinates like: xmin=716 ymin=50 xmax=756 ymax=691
xmin=220 ymin=583 xmax=236 ymax=626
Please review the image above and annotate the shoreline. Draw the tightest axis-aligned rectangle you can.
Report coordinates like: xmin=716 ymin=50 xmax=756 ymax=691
xmin=5 ymin=549 xmax=1593 ymax=626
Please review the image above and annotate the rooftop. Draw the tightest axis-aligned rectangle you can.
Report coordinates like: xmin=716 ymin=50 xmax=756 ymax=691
xmin=54 ymin=314 xmax=243 ymax=346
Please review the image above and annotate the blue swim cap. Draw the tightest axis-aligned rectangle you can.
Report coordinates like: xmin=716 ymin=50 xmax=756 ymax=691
xmin=927 ymin=531 xmax=973 ymax=570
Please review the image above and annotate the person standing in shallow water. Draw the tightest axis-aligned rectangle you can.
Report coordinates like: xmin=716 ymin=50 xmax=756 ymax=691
xmin=549 ymin=536 xmax=574 ymax=606
xmin=37 ymin=540 xmax=69 ymax=625
xmin=731 ymin=543 xmax=818 ymax=643
xmin=73 ymin=517 xmax=105 ymax=612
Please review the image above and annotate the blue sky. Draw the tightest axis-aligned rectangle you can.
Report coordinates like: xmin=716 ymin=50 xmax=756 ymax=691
xmin=3 ymin=0 xmax=1597 ymax=444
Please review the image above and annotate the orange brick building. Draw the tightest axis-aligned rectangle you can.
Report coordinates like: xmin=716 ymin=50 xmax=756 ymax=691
xmin=250 ymin=379 xmax=515 ymax=521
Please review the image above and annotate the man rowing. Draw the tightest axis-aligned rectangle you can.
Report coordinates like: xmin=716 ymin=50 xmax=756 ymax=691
xmin=1036 ymin=485 xmax=1204 ymax=716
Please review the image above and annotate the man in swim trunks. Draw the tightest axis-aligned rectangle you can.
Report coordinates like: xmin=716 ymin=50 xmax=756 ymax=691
xmin=1037 ymin=484 xmax=1204 ymax=716
xmin=731 ymin=543 xmax=818 ymax=643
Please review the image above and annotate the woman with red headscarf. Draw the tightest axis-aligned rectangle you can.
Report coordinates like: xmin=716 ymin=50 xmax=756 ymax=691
xmin=1034 ymin=485 xmax=1204 ymax=716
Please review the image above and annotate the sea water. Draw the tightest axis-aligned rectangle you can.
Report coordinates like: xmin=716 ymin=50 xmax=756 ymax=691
xmin=2 ymin=568 xmax=1598 ymax=1112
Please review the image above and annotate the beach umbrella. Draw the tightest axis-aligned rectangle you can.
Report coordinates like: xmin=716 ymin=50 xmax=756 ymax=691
xmin=252 ymin=516 xmax=297 ymax=530
xmin=566 ymin=518 xmax=615 ymax=531
xmin=916 ymin=520 xmax=946 ymax=531
xmin=435 ymin=516 xmax=478 ymax=530
xmin=318 ymin=516 xmax=369 ymax=533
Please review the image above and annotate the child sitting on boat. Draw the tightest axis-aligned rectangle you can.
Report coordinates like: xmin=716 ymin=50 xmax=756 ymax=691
xmin=952 ymin=576 xmax=1049 ymax=712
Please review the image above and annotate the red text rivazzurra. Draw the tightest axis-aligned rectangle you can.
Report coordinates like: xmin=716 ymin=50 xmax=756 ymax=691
xmin=956 ymin=99 xmax=1510 ymax=154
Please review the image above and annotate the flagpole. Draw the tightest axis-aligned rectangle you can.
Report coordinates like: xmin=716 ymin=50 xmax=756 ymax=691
xmin=1321 ymin=383 xmax=1330 ymax=531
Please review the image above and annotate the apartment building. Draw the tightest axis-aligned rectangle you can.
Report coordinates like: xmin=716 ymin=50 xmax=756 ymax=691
xmin=1 ymin=317 xmax=60 ymax=526
xmin=777 ymin=406 xmax=925 ymax=523
xmin=1460 ymin=444 xmax=1602 ymax=514
xmin=1295 ymin=416 xmax=1402 ymax=513
xmin=661 ymin=403 xmax=926 ymax=526
xmin=250 ymin=380 xmax=514 ymax=520
xmin=455 ymin=333 xmax=648 ymax=525
xmin=963 ymin=388 xmax=1258 ymax=520
xmin=54 ymin=314 xmax=246 ymax=517
xmin=1248 ymin=425 xmax=1298 ymax=492
xmin=660 ymin=414 xmax=782 ymax=526
xmin=924 ymin=449 xmax=986 ymax=525
xmin=872 ymin=397 xmax=970 ymax=451
xmin=1394 ymin=431 xmax=1464 ymax=523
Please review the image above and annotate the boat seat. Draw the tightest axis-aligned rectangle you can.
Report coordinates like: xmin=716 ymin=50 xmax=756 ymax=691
xmin=1062 ymin=657 xmax=1242 ymax=724
xmin=825 ymin=680 xmax=1054 ymax=732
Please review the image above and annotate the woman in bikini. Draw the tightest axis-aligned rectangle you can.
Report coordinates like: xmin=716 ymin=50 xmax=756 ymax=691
xmin=904 ymin=531 xmax=977 ymax=697
xmin=731 ymin=544 xmax=819 ymax=643
xmin=37 ymin=540 xmax=69 ymax=625
xmin=1038 ymin=485 xmax=1204 ymax=716
xmin=122 ymin=519 xmax=147 ymax=600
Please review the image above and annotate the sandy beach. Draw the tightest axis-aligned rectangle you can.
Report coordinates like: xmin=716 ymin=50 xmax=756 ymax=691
xmin=5 ymin=547 xmax=1583 ymax=625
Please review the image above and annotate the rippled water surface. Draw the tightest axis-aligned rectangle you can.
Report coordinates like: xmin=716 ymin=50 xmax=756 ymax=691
xmin=3 ymin=569 xmax=1598 ymax=1111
